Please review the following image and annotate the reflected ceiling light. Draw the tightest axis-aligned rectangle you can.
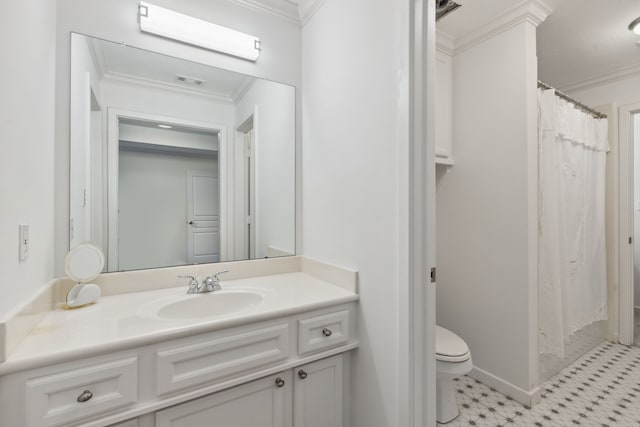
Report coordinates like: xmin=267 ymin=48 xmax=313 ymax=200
xmin=629 ymin=17 xmax=640 ymax=35
xmin=138 ymin=2 xmax=261 ymax=62
xmin=157 ymin=124 xmax=172 ymax=129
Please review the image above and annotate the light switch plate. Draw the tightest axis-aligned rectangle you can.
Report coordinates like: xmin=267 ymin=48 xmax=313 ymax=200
xmin=19 ymin=224 xmax=29 ymax=262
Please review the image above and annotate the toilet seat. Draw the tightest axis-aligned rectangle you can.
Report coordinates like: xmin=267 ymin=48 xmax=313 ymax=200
xmin=436 ymin=325 xmax=470 ymax=363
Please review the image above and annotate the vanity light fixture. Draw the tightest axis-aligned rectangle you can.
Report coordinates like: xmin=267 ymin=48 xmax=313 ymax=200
xmin=138 ymin=2 xmax=261 ymax=62
xmin=629 ymin=17 xmax=640 ymax=35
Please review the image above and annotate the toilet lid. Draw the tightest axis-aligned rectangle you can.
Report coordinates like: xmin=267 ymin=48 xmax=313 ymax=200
xmin=436 ymin=325 xmax=470 ymax=363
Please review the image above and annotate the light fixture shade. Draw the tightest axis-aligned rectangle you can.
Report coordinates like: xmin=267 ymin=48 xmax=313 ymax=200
xmin=139 ymin=2 xmax=261 ymax=62
xmin=629 ymin=17 xmax=640 ymax=35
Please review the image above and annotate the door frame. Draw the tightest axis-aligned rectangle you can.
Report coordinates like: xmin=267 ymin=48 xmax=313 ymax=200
xmin=619 ymin=102 xmax=640 ymax=345
xmin=234 ymin=113 xmax=257 ymax=260
xmin=107 ymin=108 xmax=229 ymax=271
xmin=398 ymin=0 xmax=437 ymax=425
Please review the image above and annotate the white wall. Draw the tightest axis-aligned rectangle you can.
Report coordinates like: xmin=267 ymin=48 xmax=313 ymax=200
xmin=100 ymin=79 xmax=235 ymax=126
xmin=566 ymin=74 xmax=640 ymax=108
xmin=118 ymin=149 xmax=217 ymax=271
xmin=235 ymin=80 xmax=296 ymax=258
xmin=119 ymin=124 xmax=219 ymax=151
xmin=436 ymin=23 xmax=539 ymax=395
xmin=0 ymin=1 xmax=56 ymax=320
xmin=56 ymin=0 xmax=301 ymax=275
xmin=301 ymin=0 xmax=407 ymax=425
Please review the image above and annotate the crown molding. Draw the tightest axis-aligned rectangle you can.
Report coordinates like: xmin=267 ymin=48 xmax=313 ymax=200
xmin=103 ymin=71 xmax=234 ymax=105
xmin=297 ymin=0 xmax=327 ymax=26
xmin=226 ymin=0 xmax=301 ymax=25
xmin=448 ymin=0 xmax=552 ymax=56
xmin=436 ymin=31 xmax=455 ymax=56
xmin=558 ymin=62 xmax=640 ymax=93
xmin=231 ymin=78 xmax=257 ymax=104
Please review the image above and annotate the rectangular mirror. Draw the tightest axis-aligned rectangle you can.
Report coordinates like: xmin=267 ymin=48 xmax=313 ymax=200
xmin=69 ymin=33 xmax=295 ymax=272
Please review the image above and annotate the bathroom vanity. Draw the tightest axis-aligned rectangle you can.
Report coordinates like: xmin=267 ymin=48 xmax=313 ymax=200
xmin=0 ymin=258 xmax=358 ymax=427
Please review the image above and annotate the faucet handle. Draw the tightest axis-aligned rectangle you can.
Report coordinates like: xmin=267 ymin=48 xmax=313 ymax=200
xmin=178 ymin=275 xmax=199 ymax=294
xmin=202 ymin=270 xmax=229 ymax=292
xmin=213 ymin=270 xmax=230 ymax=281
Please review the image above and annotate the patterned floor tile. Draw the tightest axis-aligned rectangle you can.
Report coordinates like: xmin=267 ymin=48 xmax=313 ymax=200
xmin=440 ymin=341 xmax=640 ymax=427
xmin=530 ymin=397 xmax=591 ymax=427
xmin=454 ymin=405 xmax=512 ymax=427
xmin=509 ymin=407 xmax=561 ymax=427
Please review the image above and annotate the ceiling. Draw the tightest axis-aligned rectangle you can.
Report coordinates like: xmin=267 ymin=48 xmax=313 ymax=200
xmin=537 ymin=0 xmax=640 ymax=90
xmin=437 ymin=0 xmax=640 ymax=91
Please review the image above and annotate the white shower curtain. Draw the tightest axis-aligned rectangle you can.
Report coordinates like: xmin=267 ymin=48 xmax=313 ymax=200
xmin=538 ymin=89 xmax=609 ymax=359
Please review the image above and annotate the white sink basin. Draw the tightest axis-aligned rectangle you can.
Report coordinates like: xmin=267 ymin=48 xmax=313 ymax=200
xmin=142 ymin=290 xmax=265 ymax=320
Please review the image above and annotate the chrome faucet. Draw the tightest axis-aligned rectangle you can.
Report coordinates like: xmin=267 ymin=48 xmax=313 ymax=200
xmin=178 ymin=270 xmax=229 ymax=294
xmin=201 ymin=270 xmax=229 ymax=293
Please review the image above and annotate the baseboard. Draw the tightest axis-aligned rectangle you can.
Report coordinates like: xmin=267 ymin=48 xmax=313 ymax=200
xmin=468 ymin=366 xmax=541 ymax=408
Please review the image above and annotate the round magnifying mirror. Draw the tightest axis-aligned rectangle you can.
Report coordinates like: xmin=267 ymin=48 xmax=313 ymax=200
xmin=65 ymin=243 xmax=105 ymax=283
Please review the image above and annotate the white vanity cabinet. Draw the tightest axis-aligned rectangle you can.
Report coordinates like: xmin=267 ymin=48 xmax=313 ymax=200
xmin=155 ymin=354 xmax=344 ymax=427
xmin=435 ymin=49 xmax=454 ymax=165
xmin=293 ymin=355 xmax=344 ymax=427
xmin=0 ymin=303 xmax=356 ymax=427
xmin=155 ymin=371 xmax=293 ymax=427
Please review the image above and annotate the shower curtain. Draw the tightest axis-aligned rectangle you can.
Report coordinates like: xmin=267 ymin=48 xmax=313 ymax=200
xmin=538 ymin=89 xmax=609 ymax=359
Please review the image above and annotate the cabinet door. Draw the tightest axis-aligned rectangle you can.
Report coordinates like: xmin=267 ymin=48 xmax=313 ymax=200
xmin=293 ymin=355 xmax=343 ymax=427
xmin=155 ymin=372 xmax=292 ymax=427
xmin=435 ymin=50 xmax=453 ymax=164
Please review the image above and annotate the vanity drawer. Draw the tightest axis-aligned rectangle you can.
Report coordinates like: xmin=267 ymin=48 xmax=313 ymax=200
xmin=26 ymin=356 xmax=138 ymax=427
xmin=298 ymin=310 xmax=350 ymax=355
xmin=156 ymin=323 xmax=290 ymax=395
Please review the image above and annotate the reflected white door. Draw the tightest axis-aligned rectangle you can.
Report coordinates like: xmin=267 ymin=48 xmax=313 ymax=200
xmin=187 ymin=170 xmax=219 ymax=264
xmin=246 ymin=130 xmax=256 ymax=259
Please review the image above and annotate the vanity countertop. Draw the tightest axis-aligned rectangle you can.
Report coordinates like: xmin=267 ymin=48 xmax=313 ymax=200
xmin=0 ymin=272 xmax=358 ymax=375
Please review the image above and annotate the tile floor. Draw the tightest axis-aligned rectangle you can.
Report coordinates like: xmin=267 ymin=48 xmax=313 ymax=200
xmin=439 ymin=341 xmax=640 ymax=426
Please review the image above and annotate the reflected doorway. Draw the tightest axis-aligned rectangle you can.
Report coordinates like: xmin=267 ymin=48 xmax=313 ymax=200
xmin=116 ymin=117 xmax=220 ymax=271
xmin=235 ymin=116 xmax=256 ymax=260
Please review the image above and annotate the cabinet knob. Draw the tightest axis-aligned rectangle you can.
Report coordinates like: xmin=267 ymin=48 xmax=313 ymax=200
xmin=322 ymin=328 xmax=333 ymax=337
xmin=275 ymin=377 xmax=285 ymax=388
xmin=298 ymin=370 xmax=308 ymax=380
xmin=77 ymin=390 xmax=93 ymax=403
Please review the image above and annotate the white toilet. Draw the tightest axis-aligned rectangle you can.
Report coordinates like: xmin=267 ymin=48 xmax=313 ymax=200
xmin=436 ymin=325 xmax=473 ymax=424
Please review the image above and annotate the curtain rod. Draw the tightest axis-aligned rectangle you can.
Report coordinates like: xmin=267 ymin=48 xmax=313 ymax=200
xmin=537 ymin=80 xmax=607 ymax=120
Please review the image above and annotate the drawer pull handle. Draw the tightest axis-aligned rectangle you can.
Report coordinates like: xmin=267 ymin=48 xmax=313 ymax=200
xmin=322 ymin=328 xmax=333 ymax=337
xmin=298 ymin=370 xmax=308 ymax=380
xmin=77 ymin=390 xmax=93 ymax=403
xmin=275 ymin=377 xmax=285 ymax=388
